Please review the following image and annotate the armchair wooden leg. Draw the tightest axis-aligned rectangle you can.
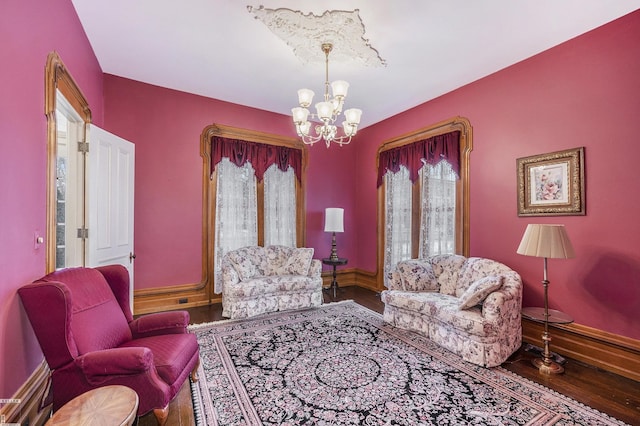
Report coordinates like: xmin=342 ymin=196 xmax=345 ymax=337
xmin=190 ymin=358 xmax=200 ymax=382
xmin=153 ymin=405 xmax=169 ymax=426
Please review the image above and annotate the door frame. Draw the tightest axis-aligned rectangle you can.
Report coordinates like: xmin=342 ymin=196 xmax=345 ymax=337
xmin=45 ymin=51 xmax=91 ymax=273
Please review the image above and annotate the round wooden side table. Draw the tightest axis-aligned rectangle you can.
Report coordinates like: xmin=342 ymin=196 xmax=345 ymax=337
xmin=46 ymin=385 xmax=138 ymax=426
xmin=322 ymin=257 xmax=348 ymax=299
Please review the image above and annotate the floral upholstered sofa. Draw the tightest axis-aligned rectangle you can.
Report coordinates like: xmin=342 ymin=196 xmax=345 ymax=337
xmin=221 ymin=245 xmax=323 ymax=319
xmin=381 ymin=254 xmax=522 ymax=367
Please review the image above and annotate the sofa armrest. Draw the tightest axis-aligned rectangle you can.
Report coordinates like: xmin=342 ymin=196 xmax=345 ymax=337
xmin=385 ymin=271 xmax=403 ymax=290
xmin=129 ymin=311 xmax=189 ymax=338
xmin=481 ymin=274 xmax=522 ymax=322
xmin=76 ymin=347 xmax=153 ymax=384
xmin=221 ymin=260 xmax=240 ymax=287
xmin=308 ymin=259 xmax=321 ymax=277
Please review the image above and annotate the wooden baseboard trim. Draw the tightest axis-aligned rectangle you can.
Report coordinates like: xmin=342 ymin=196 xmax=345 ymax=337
xmin=0 ymin=359 xmax=51 ymax=425
xmin=522 ymin=318 xmax=640 ymax=382
xmin=354 ymin=268 xmax=379 ymax=291
xmin=134 ymin=283 xmax=211 ymax=315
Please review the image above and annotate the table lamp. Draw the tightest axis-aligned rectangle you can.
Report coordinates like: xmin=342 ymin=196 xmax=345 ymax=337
xmin=517 ymin=224 xmax=575 ymax=374
xmin=324 ymin=208 xmax=344 ymax=261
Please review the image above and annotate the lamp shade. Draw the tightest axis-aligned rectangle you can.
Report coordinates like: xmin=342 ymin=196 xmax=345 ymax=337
xmin=297 ymin=89 xmax=314 ymax=108
xmin=324 ymin=208 xmax=344 ymax=233
xmin=331 ymin=80 xmax=349 ymax=98
xmin=344 ymin=108 xmax=362 ymax=125
xmin=316 ymin=101 xmax=334 ymax=120
xmin=291 ymin=107 xmax=309 ymax=124
xmin=517 ymin=224 xmax=575 ymax=259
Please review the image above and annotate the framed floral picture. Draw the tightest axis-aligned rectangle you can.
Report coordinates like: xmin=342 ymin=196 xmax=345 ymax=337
xmin=517 ymin=147 xmax=585 ymax=216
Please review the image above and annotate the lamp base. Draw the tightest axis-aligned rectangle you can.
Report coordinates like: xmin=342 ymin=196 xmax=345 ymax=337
xmin=532 ymin=357 xmax=565 ymax=374
xmin=329 ymin=232 xmax=339 ymax=261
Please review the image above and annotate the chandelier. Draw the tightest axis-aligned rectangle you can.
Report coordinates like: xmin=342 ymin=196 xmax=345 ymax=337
xmin=291 ymin=43 xmax=362 ymax=147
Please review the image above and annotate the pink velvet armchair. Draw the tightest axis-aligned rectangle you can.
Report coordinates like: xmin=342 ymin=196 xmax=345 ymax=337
xmin=18 ymin=265 xmax=200 ymax=425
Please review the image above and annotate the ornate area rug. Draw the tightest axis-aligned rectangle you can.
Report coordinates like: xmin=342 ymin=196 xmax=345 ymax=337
xmin=189 ymin=301 xmax=627 ymax=425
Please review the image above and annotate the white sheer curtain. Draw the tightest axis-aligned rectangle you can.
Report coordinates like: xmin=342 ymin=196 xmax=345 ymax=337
xmin=419 ymin=160 xmax=457 ymax=257
xmin=264 ymin=164 xmax=296 ymax=247
xmin=384 ymin=166 xmax=412 ymax=287
xmin=214 ymin=158 xmax=258 ymax=293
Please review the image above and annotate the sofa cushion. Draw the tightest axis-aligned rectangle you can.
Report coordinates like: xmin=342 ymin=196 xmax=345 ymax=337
xmin=225 ymin=275 xmax=320 ymax=298
xmin=278 ymin=247 xmax=314 ymax=276
xmin=429 ymin=254 xmax=467 ymax=296
xmin=381 ymin=290 xmax=496 ymax=337
xmin=381 ymin=290 xmax=455 ymax=316
xmin=265 ymin=245 xmax=295 ymax=275
xmin=458 ymin=275 xmax=503 ymax=310
xmin=397 ymin=260 xmax=439 ymax=291
xmin=120 ymin=333 xmax=198 ymax=387
xmin=227 ymin=246 xmax=268 ymax=281
xmin=456 ymin=257 xmax=511 ymax=297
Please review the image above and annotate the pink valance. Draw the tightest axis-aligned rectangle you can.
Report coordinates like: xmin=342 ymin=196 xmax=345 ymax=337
xmin=376 ymin=131 xmax=461 ymax=187
xmin=210 ymin=136 xmax=302 ymax=182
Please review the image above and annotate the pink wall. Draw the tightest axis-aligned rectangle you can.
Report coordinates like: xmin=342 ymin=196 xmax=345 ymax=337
xmin=354 ymin=10 xmax=640 ymax=340
xmin=103 ymin=76 xmax=357 ymax=290
xmin=1 ymin=0 xmax=104 ymax=400
xmin=3 ymin=0 xmax=638 ymax=403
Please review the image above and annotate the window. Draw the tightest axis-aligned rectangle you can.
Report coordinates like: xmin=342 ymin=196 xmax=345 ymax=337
xmin=201 ymin=124 xmax=307 ymax=296
xmin=419 ymin=160 xmax=458 ymax=257
xmin=264 ymin=164 xmax=297 ymax=247
xmin=377 ymin=117 xmax=472 ymax=288
xmin=384 ymin=166 xmax=413 ymax=282
xmin=214 ymin=158 xmax=259 ymax=290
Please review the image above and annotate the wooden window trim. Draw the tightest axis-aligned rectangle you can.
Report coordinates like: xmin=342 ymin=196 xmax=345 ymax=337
xmin=376 ymin=116 xmax=473 ymax=290
xmin=200 ymin=124 xmax=308 ymax=299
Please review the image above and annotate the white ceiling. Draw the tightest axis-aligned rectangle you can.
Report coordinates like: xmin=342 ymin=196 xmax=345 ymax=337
xmin=71 ymin=0 xmax=640 ymax=128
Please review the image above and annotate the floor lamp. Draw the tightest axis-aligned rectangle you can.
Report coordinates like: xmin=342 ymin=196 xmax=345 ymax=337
xmin=517 ymin=224 xmax=575 ymax=374
xmin=324 ymin=208 xmax=344 ymax=261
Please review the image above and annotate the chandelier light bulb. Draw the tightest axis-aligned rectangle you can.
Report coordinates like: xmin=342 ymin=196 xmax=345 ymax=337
xmin=297 ymin=89 xmax=314 ymax=108
xmin=331 ymin=80 xmax=349 ymax=98
xmin=342 ymin=121 xmax=357 ymax=137
xmin=298 ymin=121 xmax=311 ymax=136
xmin=291 ymin=107 xmax=309 ymax=124
xmin=344 ymin=108 xmax=362 ymax=125
xmin=315 ymin=101 xmax=334 ymax=120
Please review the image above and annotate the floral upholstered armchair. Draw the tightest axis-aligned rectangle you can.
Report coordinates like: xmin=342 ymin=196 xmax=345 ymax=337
xmin=221 ymin=245 xmax=323 ymax=319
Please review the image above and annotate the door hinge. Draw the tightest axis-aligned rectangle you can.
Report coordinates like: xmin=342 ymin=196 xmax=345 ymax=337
xmin=78 ymin=141 xmax=89 ymax=153
xmin=77 ymin=228 xmax=89 ymax=239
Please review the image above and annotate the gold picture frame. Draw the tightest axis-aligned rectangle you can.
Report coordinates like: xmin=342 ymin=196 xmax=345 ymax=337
xmin=517 ymin=147 xmax=585 ymax=216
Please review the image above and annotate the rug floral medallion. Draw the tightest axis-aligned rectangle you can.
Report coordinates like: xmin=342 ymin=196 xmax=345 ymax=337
xmin=189 ymin=301 xmax=628 ymax=426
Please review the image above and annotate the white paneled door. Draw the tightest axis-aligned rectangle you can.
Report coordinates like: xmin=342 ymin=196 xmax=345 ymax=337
xmin=86 ymin=124 xmax=135 ymax=304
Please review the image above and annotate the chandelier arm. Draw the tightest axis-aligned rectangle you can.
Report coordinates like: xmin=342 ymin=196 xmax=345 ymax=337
xmin=299 ymin=132 xmax=324 ymax=145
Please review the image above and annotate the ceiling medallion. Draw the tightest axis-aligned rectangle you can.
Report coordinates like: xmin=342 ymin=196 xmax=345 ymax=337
xmin=247 ymin=5 xmax=386 ymax=67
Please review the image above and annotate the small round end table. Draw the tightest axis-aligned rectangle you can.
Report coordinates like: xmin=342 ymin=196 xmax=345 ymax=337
xmin=46 ymin=385 xmax=138 ymax=425
xmin=322 ymin=257 xmax=348 ymax=299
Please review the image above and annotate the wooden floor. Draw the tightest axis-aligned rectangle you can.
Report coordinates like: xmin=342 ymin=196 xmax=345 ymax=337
xmin=138 ymin=286 xmax=640 ymax=425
